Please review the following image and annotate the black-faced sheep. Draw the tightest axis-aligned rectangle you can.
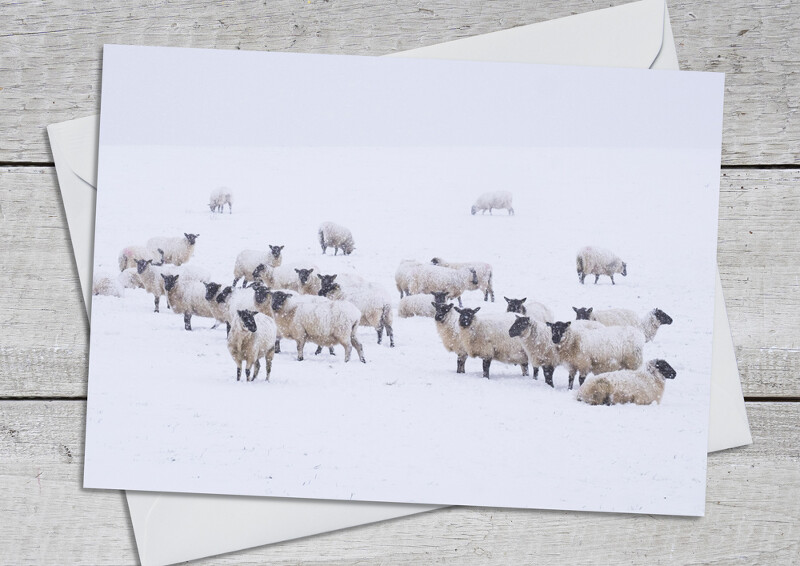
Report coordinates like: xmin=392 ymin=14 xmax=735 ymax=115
xmin=431 ymin=257 xmax=493 ymax=302
xmin=162 ymin=273 xmax=216 ymax=331
xmin=146 ymin=233 xmax=199 ymax=267
xmin=118 ymin=245 xmax=164 ymax=271
xmin=576 ymin=246 xmax=627 ymax=285
xmin=470 ymin=191 xmax=514 ymax=216
xmin=135 ymin=259 xmax=171 ymax=312
xmin=232 ymin=245 xmax=284 ymax=287
xmin=573 ymin=306 xmax=673 ymax=342
xmin=403 ymin=263 xmax=477 ymax=307
xmin=508 ymin=315 xmax=559 ymax=386
xmin=209 ymin=187 xmax=233 ymax=214
xmin=504 ymin=297 xmax=554 ymax=324
xmin=318 ymin=274 xmax=394 ymax=347
xmin=398 ymin=291 xmax=449 ymax=318
xmin=252 ymin=262 xmax=320 ymax=295
xmin=454 ymin=306 xmax=529 ymax=379
xmin=318 ymin=221 xmax=355 ymax=255
xmin=228 ymin=309 xmax=276 ymax=382
xmin=576 ymin=359 xmax=677 ymax=405
xmin=432 ymin=302 xmax=469 ymax=374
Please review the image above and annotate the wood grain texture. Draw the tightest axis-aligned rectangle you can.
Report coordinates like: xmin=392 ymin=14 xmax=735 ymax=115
xmin=0 ymin=401 xmax=796 ymax=564
xmin=0 ymin=0 xmax=798 ymax=164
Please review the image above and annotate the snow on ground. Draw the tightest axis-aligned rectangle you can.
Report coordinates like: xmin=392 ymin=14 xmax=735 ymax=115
xmin=85 ymin=145 xmax=719 ymax=515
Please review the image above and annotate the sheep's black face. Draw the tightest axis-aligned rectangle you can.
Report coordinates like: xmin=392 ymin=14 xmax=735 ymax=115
xmin=454 ymin=306 xmax=480 ymax=328
xmin=269 ymin=245 xmax=284 ymax=258
xmin=216 ymin=286 xmax=233 ymax=304
xmin=621 ymin=262 xmax=627 ymax=276
xmin=471 ymin=205 xmax=477 ymax=215
xmin=184 ymin=233 xmax=199 ymax=245
xmin=653 ymin=359 xmax=676 ymax=379
xmin=271 ymin=291 xmax=292 ymax=312
xmin=295 ymin=268 xmax=314 ymax=285
xmin=317 ymin=274 xmax=338 ymax=296
xmin=505 ymin=297 xmax=527 ymax=314
xmin=508 ymin=316 xmax=531 ymax=338
xmin=253 ymin=285 xmax=271 ymax=305
xmin=431 ymin=291 xmax=448 ymax=304
xmin=162 ymin=273 xmax=179 ymax=292
xmin=136 ymin=259 xmax=152 ymax=274
xmin=252 ymin=264 xmax=267 ymax=280
xmin=432 ymin=302 xmax=454 ymax=322
xmin=204 ymin=282 xmax=222 ymax=301
xmin=237 ymin=310 xmax=258 ymax=333
xmin=342 ymin=243 xmax=354 ymax=255
xmin=547 ymin=321 xmax=571 ymax=344
xmin=654 ymin=308 xmax=673 ymax=325
xmin=430 ymin=257 xmax=441 ymax=265
xmin=572 ymin=306 xmax=593 ymax=320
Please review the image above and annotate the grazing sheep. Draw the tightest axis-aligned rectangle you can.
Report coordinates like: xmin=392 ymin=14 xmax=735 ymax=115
xmin=398 ymin=291 xmax=449 ymax=318
xmin=232 ymin=245 xmax=284 ymax=287
xmin=395 ymin=260 xmax=424 ymax=299
xmin=504 ymin=297 xmax=554 ymax=324
xmin=454 ymin=307 xmax=529 ymax=378
xmin=146 ymin=233 xmax=199 ymax=267
xmin=577 ymin=359 xmax=677 ymax=406
xmin=270 ymin=291 xmax=365 ymax=363
xmin=161 ymin=273 xmax=217 ymax=331
xmin=432 ymin=302 xmax=469 ymax=374
xmin=404 ymin=263 xmax=478 ymax=307
xmin=546 ymin=320 xmax=645 ymax=390
xmin=209 ymin=187 xmax=233 ymax=214
xmin=431 ymin=257 xmax=494 ymax=302
xmin=470 ymin=191 xmax=514 ymax=216
xmin=318 ymin=274 xmax=394 ymax=347
xmin=92 ymin=272 xmax=124 ymax=298
xmin=508 ymin=316 xmax=559 ymax=386
xmin=118 ymin=246 xmax=164 ymax=271
xmin=576 ymin=246 xmax=627 ymax=285
xmin=573 ymin=306 xmax=673 ymax=342
xmin=228 ymin=309 xmax=276 ymax=382
xmin=318 ymin=221 xmax=355 ymax=255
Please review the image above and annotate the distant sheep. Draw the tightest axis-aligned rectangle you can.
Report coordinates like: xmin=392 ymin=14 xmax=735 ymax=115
xmin=209 ymin=187 xmax=233 ymax=214
xmin=454 ymin=307 xmax=529 ymax=378
xmin=508 ymin=316 xmax=559 ymax=386
xmin=431 ymin=257 xmax=493 ymax=302
xmin=471 ymin=191 xmax=514 ymax=216
xmin=573 ymin=306 xmax=673 ymax=342
xmin=118 ymin=246 xmax=164 ymax=271
xmin=232 ymin=245 xmax=284 ymax=287
xmin=398 ymin=291 xmax=449 ymax=318
xmin=228 ymin=309 xmax=276 ymax=382
xmin=318 ymin=274 xmax=394 ymax=347
xmin=432 ymin=302 xmax=469 ymax=374
xmin=504 ymin=297 xmax=553 ymax=324
xmin=404 ymin=263 xmax=478 ymax=307
xmin=319 ymin=221 xmax=355 ymax=255
xmin=161 ymin=273 xmax=216 ymax=331
xmin=146 ymin=233 xmax=199 ymax=267
xmin=92 ymin=272 xmax=124 ymax=298
xmin=576 ymin=246 xmax=627 ymax=285
xmin=577 ymin=359 xmax=677 ymax=405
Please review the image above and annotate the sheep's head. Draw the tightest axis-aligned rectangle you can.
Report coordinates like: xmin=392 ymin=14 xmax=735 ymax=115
xmin=161 ymin=273 xmax=180 ymax=292
xmin=184 ymin=233 xmax=199 ymax=245
xmin=621 ymin=262 xmax=627 ymax=276
xmin=341 ymin=241 xmax=355 ymax=255
xmin=508 ymin=315 xmax=531 ymax=338
xmin=653 ymin=308 xmax=673 ymax=325
xmin=136 ymin=259 xmax=153 ymax=274
xmin=504 ymin=297 xmax=527 ymax=314
xmin=204 ymin=282 xmax=222 ymax=301
xmin=252 ymin=264 xmax=267 ymax=281
xmin=648 ymin=359 xmax=676 ymax=380
xmin=454 ymin=306 xmax=480 ymax=328
xmin=269 ymin=245 xmax=284 ymax=259
xmin=431 ymin=291 xmax=449 ymax=304
xmin=295 ymin=268 xmax=314 ymax=285
xmin=253 ymin=285 xmax=272 ymax=305
xmin=432 ymin=302 xmax=454 ymax=323
xmin=216 ymin=286 xmax=233 ymax=304
xmin=237 ymin=309 xmax=258 ymax=333
xmin=572 ymin=306 xmax=593 ymax=320
xmin=470 ymin=205 xmax=477 ymax=215
xmin=430 ymin=257 xmax=442 ymax=265
xmin=317 ymin=274 xmax=338 ymax=296
xmin=271 ymin=291 xmax=292 ymax=312
xmin=546 ymin=321 xmax=571 ymax=344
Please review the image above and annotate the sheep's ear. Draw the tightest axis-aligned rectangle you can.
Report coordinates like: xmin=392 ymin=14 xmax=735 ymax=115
xmin=474 ymin=307 xmax=481 ymax=313
xmin=587 ymin=307 xmax=593 ymax=315
xmin=294 ymin=268 xmax=301 ymax=274
xmin=521 ymin=298 xmax=526 ymax=303
xmin=545 ymin=322 xmax=553 ymax=327
xmin=572 ymin=307 xmax=578 ymax=313
xmin=504 ymin=297 xmax=510 ymax=303
xmin=317 ymin=273 xmax=323 ymax=279
xmin=331 ymin=274 xmax=337 ymax=281
xmin=431 ymin=302 xmax=437 ymax=308
xmin=565 ymin=321 xmax=571 ymax=327
xmin=278 ymin=245 xmax=284 ymax=251
xmin=454 ymin=307 xmax=463 ymax=313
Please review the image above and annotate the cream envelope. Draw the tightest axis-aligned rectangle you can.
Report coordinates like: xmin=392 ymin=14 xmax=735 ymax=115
xmin=48 ymin=1 xmax=751 ymax=564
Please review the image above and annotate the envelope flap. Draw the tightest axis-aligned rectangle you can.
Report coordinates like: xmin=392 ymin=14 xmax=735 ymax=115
xmin=48 ymin=115 xmax=99 ymax=187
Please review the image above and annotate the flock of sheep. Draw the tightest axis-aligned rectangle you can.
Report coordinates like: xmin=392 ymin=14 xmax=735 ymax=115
xmin=92 ymin=188 xmax=678 ymax=406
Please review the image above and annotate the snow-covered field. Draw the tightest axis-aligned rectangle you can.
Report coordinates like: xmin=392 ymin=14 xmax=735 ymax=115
xmin=85 ymin=145 xmax=719 ymax=516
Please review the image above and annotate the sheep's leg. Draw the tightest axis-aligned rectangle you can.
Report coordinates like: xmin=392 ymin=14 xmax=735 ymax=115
xmin=274 ymin=339 xmax=281 ymax=354
xmin=343 ymin=340 xmax=352 ymax=362
xmin=578 ymin=272 xmax=585 ymax=284
xmin=532 ymin=366 xmax=539 ymax=379
xmin=296 ymin=336 xmax=306 ymax=361
xmin=236 ymin=365 xmax=242 ymax=381
xmin=252 ymin=359 xmax=260 ymax=382
xmin=265 ymin=350 xmax=273 ymax=380
xmin=482 ymin=358 xmax=491 ymax=378
xmin=543 ymin=366 xmax=554 ymax=387
xmin=226 ymin=322 xmax=231 ymax=337
xmin=578 ymin=373 xmax=587 ymax=386
xmin=245 ymin=366 xmax=251 ymax=381
xmin=457 ymin=296 xmax=463 ymax=308
xmin=376 ymin=325 xmax=383 ymax=345
xmin=568 ymin=370 xmax=577 ymax=390
xmin=315 ymin=345 xmax=323 ymax=355
xmin=232 ymin=277 xmax=240 ymax=288
xmin=520 ymin=363 xmax=529 ymax=377
xmin=610 ymin=275 xmax=615 ymax=285
xmin=351 ymin=334 xmax=366 ymax=363
xmin=483 ymin=289 xmax=489 ymax=301
xmin=385 ymin=322 xmax=394 ymax=348
xmin=594 ymin=274 xmax=600 ymax=284
xmin=456 ymin=354 xmax=466 ymax=374
xmin=153 ymin=295 xmax=161 ymax=313
xmin=184 ymin=313 xmax=192 ymax=331
xmin=329 ymin=347 xmax=335 ymax=355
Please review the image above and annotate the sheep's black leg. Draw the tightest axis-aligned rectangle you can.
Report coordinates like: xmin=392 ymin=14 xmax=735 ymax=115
xmin=376 ymin=325 xmax=383 ymax=345
xmin=184 ymin=313 xmax=192 ymax=331
xmin=236 ymin=366 xmax=241 ymax=382
xmin=274 ymin=339 xmax=281 ymax=353
xmin=484 ymin=289 xmax=489 ymax=301
xmin=329 ymin=347 xmax=335 ymax=355
xmin=456 ymin=355 xmax=466 ymax=374
xmin=578 ymin=272 xmax=585 ymax=284
xmin=315 ymin=345 xmax=323 ymax=355
xmin=594 ymin=274 xmax=600 ymax=284
xmin=386 ymin=323 xmax=394 ymax=347
xmin=245 ymin=367 xmax=251 ymax=381
xmin=457 ymin=296 xmax=463 ymax=308
xmin=568 ymin=370 xmax=576 ymax=390
xmin=252 ymin=360 xmax=260 ymax=382
xmin=543 ymin=366 xmax=554 ymax=387
xmin=232 ymin=277 xmax=240 ymax=287
xmin=578 ymin=373 xmax=587 ymax=386
xmin=154 ymin=296 xmax=160 ymax=313
xmin=482 ymin=358 xmax=491 ymax=378
xmin=610 ymin=275 xmax=615 ymax=285
xmin=521 ymin=363 xmax=529 ymax=377
xmin=296 ymin=337 xmax=305 ymax=361
xmin=532 ymin=366 xmax=539 ymax=379
xmin=226 ymin=322 xmax=231 ymax=337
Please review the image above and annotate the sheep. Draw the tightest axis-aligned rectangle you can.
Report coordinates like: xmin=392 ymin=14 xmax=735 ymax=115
xmin=228 ymin=309 xmax=276 ymax=382
xmin=453 ymin=307 xmax=529 ymax=379
xmin=431 ymin=257 xmax=494 ymax=302
xmin=546 ymin=320 xmax=645 ymax=390
xmin=161 ymin=273 xmax=217 ymax=331
xmin=317 ymin=274 xmax=394 ymax=347
xmin=432 ymin=302 xmax=469 ymax=374
xmin=398 ymin=291 xmax=449 ymax=318
xmin=92 ymin=272 xmax=124 ymax=298
xmin=118 ymin=268 xmax=143 ymax=290
xmin=576 ymin=359 xmax=677 ymax=406
xmin=209 ymin=187 xmax=233 ymax=214
xmin=504 ymin=297 xmax=554 ymax=324
xmin=404 ymin=263 xmax=478 ymax=307
xmin=572 ymin=306 xmax=673 ymax=342
xmin=318 ymin=221 xmax=355 ymax=255
xmin=470 ymin=191 xmax=514 ymax=216
xmin=576 ymin=246 xmax=627 ymax=285
xmin=508 ymin=316 xmax=560 ymax=386
xmin=270 ymin=290 xmax=365 ymax=363
xmin=118 ymin=245 xmax=164 ymax=271
xmin=135 ymin=259 xmax=172 ymax=312
xmin=146 ymin=233 xmax=199 ymax=267
xmin=395 ymin=260 xmax=424 ymax=299
xmin=252 ymin=262 xmax=320 ymax=295
xmin=232 ymin=245 xmax=284 ymax=287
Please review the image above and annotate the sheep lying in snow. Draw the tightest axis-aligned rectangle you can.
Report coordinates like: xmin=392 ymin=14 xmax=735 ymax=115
xmin=403 ymin=263 xmax=478 ymax=307
xmin=146 ymin=233 xmax=199 ymax=267
xmin=573 ymin=306 xmax=673 ymax=342
xmin=162 ymin=273 xmax=217 ymax=331
xmin=508 ymin=316 xmax=560 ymax=386
xmin=546 ymin=320 xmax=645 ymax=390
xmin=271 ymin=291 xmax=365 ymax=363
xmin=318 ymin=221 xmax=355 ymax=255
xmin=577 ymin=359 xmax=677 ymax=405
xmin=576 ymin=246 xmax=627 ymax=285
xmin=471 ymin=191 xmax=514 ymax=216
xmin=118 ymin=268 xmax=144 ymax=290
xmin=454 ymin=307 xmax=529 ymax=378
xmin=318 ymin=274 xmax=394 ymax=347
xmin=209 ymin=187 xmax=233 ymax=214
xmin=398 ymin=291 xmax=449 ymax=318
xmin=228 ymin=309 xmax=276 ymax=382
xmin=504 ymin=297 xmax=554 ymax=324
xmin=118 ymin=246 xmax=164 ymax=271
xmin=232 ymin=245 xmax=284 ymax=287
xmin=431 ymin=257 xmax=494 ymax=302
xmin=432 ymin=302 xmax=469 ymax=374
xmin=92 ymin=272 xmax=124 ymax=297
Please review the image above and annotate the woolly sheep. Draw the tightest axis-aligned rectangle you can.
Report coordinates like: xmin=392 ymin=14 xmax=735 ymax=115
xmin=470 ymin=191 xmax=514 ymax=216
xmin=398 ymin=291 xmax=449 ymax=318
xmin=573 ymin=306 xmax=673 ymax=342
xmin=161 ymin=273 xmax=217 ymax=331
xmin=404 ymin=263 xmax=478 ymax=307
xmin=504 ymin=297 xmax=554 ymax=324
xmin=209 ymin=187 xmax=233 ymax=214
xmin=228 ymin=309 xmax=276 ymax=382
xmin=576 ymin=246 xmax=627 ymax=285
xmin=508 ymin=316 xmax=559 ymax=386
xmin=431 ymin=302 xmax=469 ymax=374
xmin=252 ymin=262 xmax=320 ymax=295
xmin=118 ymin=245 xmax=164 ymax=271
xmin=146 ymin=233 xmax=199 ymax=267
xmin=318 ymin=274 xmax=394 ymax=347
xmin=546 ymin=320 xmax=645 ymax=390
xmin=454 ymin=307 xmax=529 ymax=378
xmin=135 ymin=259 xmax=172 ymax=312
xmin=118 ymin=268 xmax=143 ymax=290
xmin=92 ymin=272 xmax=124 ymax=298
xmin=431 ymin=257 xmax=494 ymax=302
xmin=232 ymin=245 xmax=284 ymax=287
xmin=395 ymin=260 xmax=424 ymax=299
xmin=577 ymin=359 xmax=677 ymax=406
xmin=270 ymin=291 xmax=365 ymax=363
xmin=318 ymin=221 xmax=355 ymax=255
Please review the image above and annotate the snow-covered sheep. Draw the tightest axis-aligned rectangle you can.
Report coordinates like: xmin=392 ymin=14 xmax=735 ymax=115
xmin=252 ymin=262 xmax=320 ymax=295
xmin=209 ymin=187 xmax=233 ymax=214
xmin=227 ymin=309 xmax=276 ymax=382
xmin=92 ymin=272 xmax=124 ymax=298
xmin=161 ymin=273 xmax=216 ymax=331
xmin=270 ymin=291 xmax=365 ymax=363
xmin=118 ymin=245 xmax=164 ymax=271
xmin=318 ymin=275 xmax=394 ymax=347
xmin=454 ymin=307 xmax=529 ymax=378
xmin=546 ymin=320 xmax=645 ymax=390
xmin=470 ymin=191 xmax=514 ymax=216
xmin=575 ymin=246 xmax=627 ymax=285
xmin=508 ymin=315 xmax=559 ymax=386
xmin=573 ymin=306 xmax=673 ymax=342
xmin=318 ymin=221 xmax=355 ymax=255
xmin=432 ymin=302 xmax=469 ymax=374
xmin=504 ymin=297 xmax=554 ymax=324
xmin=577 ymin=359 xmax=677 ymax=406
xmin=146 ymin=233 xmax=199 ymax=267
xmin=431 ymin=257 xmax=494 ymax=302
xmin=135 ymin=259 xmax=171 ymax=312
xmin=232 ymin=245 xmax=284 ymax=287
xmin=404 ymin=264 xmax=478 ymax=307
xmin=395 ymin=260 xmax=424 ymax=299
xmin=398 ymin=291 xmax=449 ymax=318
xmin=118 ymin=268 xmax=143 ymax=290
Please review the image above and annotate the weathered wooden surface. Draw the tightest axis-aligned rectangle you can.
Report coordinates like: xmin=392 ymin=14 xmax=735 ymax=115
xmin=0 ymin=0 xmax=799 ymax=165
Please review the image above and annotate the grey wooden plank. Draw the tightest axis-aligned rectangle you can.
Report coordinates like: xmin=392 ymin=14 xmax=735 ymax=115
xmin=0 ymin=401 xmax=797 ymax=564
xmin=0 ymin=0 xmax=798 ymax=164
